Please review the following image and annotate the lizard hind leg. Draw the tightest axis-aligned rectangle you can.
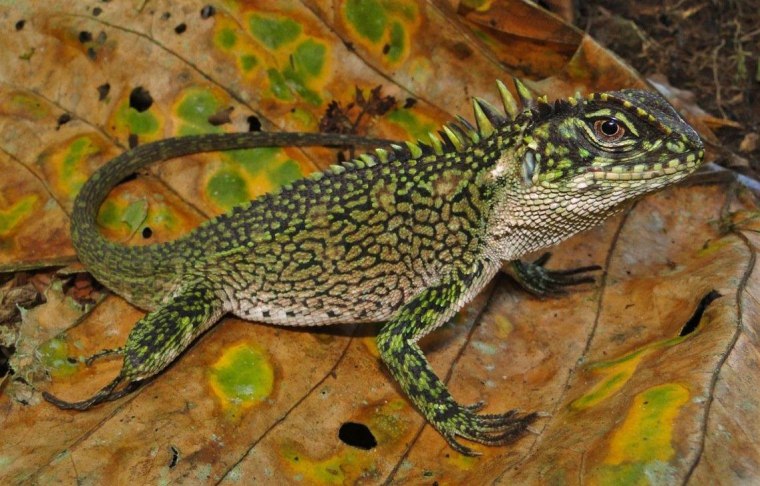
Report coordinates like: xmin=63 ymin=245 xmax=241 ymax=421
xmin=43 ymin=279 xmax=225 ymax=410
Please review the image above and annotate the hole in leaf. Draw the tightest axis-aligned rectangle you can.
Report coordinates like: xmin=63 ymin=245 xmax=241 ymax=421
xmin=174 ymin=23 xmax=187 ymax=34
xmin=129 ymin=86 xmax=153 ymax=112
xmin=247 ymin=115 xmax=262 ymax=132
xmin=128 ymin=133 xmax=139 ymax=149
xmin=142 ymin=227 xmax=153 ymax=239
xmin=679 ymin=290 xmax=721 ymax=337
xmin=15 ymin=20 xmax=25 ymax=31
xmin=338 ymin=422 xmax=377 ymax=450
xmin=78 ymin=31 xmax=92 ymax=43
xmin=56 ymin=113 xmax=71 ymax=128
xmin=168 ymin=445 xmax=180 ymax=468
xmin=0 ymin=345 xmax=16 ymax=377
xmin=93 ymin=7 xmax=102 ymax=16
xmin=200 ymin=5 xmax=216 ymax=19
xmin=97 ymin=83 xmax=110 ymax=101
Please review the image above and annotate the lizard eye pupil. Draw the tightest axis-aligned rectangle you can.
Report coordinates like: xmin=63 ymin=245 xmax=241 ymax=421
xmin=594 ymin=118 xmax=625 ymax=141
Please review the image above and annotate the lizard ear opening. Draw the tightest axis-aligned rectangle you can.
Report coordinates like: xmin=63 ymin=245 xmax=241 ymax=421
xmin=521 ymin=150 xmax=537 ymax=188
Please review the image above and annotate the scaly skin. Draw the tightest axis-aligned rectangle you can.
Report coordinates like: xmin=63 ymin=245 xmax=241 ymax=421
xmin=43 ymin=80 xmax=704 ymax=455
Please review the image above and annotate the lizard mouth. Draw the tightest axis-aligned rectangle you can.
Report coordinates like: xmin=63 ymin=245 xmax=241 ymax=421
xmin=584 ymin=149 xmax=704 ymax=182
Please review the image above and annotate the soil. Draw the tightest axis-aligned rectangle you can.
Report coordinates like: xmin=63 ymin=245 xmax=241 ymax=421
xmin=575 ymin=0 xmax=760 ymax=176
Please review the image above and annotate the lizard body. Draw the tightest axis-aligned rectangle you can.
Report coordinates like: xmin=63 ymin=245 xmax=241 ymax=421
xmin=44 ymin=81 xmax=704 ymax=454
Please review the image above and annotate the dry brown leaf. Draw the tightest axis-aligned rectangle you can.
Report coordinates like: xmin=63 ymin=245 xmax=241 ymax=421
xmin=0 ymin=0 xmax=756 ymax=484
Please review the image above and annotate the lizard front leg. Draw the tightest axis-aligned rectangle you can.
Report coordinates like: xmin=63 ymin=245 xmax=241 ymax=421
xmin=377 ymin=262 xmax=537 ymax=455
xmin=43 ymin=279 xmax=225 ymax=410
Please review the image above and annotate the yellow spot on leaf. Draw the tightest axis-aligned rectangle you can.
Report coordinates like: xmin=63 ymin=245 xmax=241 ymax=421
xmin=571 ymin=336 xmax=686 ymax=411
xmin=588 ymin=384 xmax=690 ymax=485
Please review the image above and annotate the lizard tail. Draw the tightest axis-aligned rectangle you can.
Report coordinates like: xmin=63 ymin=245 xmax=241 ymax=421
xmin=71 ymin=132 xmax=390 ymax=296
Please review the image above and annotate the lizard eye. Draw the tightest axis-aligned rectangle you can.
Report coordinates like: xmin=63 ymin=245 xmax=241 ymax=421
xmin=594 ymin=118 xmax=625 ymax=142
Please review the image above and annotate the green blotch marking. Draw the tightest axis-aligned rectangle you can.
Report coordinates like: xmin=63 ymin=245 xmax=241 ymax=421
xmin=176 ymin=88 xmax=224 ymax=135
xmin=280 ymin=441 xmax=375 ymax=484
xmin=121 ymin=199 xmax=149 ymax=234
xmin=114 ymin=103 xmax=160 ymax=136
xmin=0 ymin=195 xmax=38 ymax=236
xmin=278 ymin=39 xmax=327 ymax=105
xmin=289 ymin=107 xmax=317 ymax=129
xmin=10 ymin=93 xmax=49 ymax=119
xmin=240 ymin=54 xmax=257 ymax=71
xmin=248 ymin=14 xmax=301 ymax=50
xmin=96 ymin=200 xmax=120 ymax=228
xmin=216 ymin=27 xmax=237 ymax=49
xmin=589 ymin=384 xmax=689 ymax=485
xmin=152 ymin=206 xmax=179 ymax=230
xmin=207 ymin=169 xmax=250 ymax=211
xmin=63 ymin=136 xmax=101 ymax=194
xmin=369 ymin=398 xmax=411 ymax=443
xmin=229 ymin=146 xmax=281 ymax=174
xmin=387 ymin=21 xmax=405 ymax=62
xmin=291 ymin=39 xmax=325 ymax=77
xmin=572 ymin=336 xmax=686 ymax=411
xmin=270 ymin=159 xmax=302 ymax=186
xmin=209 ymin=342 xmax=274 ymax=409
xmin=386 ymin=109 xmax=437 ymax=141
xmin=345 ymin=0 xmax=387 ymax=42
xmin=267 ymin=68 xmax=293 ymax=101
xmin=39 ymin=338 xmax=79 ymax=377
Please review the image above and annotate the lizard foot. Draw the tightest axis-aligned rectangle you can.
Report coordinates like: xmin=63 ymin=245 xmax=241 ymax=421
xmin=506 ymin=252 xmax=601 ymax=296
xmin=435 ymin=399 xmax=538 ymax=456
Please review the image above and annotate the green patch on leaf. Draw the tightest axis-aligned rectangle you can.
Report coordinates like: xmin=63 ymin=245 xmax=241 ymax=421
xmin=62 ymin=136 xmax=101 ymax=194
xmin=176 ymin=88 xmax=225 ymax=135
xmin=207 ymin=169 xmax=250 ymax=211
xmin=121 ymin=199 xmax=149 ymax=234
xmin=216 ymin=27 xmax=237 ymax=49
xmin=267 ymin=68 xmax=293 ymax=101
xmin=248 ymin=14 xmax=301 ymax=50
xmin=9 ymin=93 xmax=49 ymax=119
xmin=292 ymin=39 xmax=326 ymax=77
xmin=386 ymin=21 xmax=405 ymax=62
xmin=240 ymin=54 xmax=258 ymax=71
xmin=209 ymin=342 xmax=274 ymax=409
xmin=345 ymin=0 xmax=387 ymax=42
xmin=0 ymin=195 xmax=38 ymax=236
xmin=114 ymin=103 xmax=160 ymax=136
xmin=38 ymin=338 xmax=79 ymax=377
xmin=386 ymin=108 xmax=438 ymax=141
xmin=228 ymin=147 xmax=281 ymax=175
xmin=270 ymin=159 xmax=302 ymax=186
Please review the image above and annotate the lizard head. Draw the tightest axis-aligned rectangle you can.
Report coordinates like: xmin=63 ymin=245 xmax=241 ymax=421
xmin=481 ymin=82 xmax=705 ymax=259
xmin=514 ymin=89 xmax=704 ymax=197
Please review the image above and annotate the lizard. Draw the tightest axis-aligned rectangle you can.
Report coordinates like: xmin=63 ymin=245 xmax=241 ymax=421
xmin=42 ymin=79 xmax=704 ymax=455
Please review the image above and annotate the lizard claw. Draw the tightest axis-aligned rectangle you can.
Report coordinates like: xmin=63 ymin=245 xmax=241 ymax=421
xmin=433 ymin=399 xmax=538 ymax=456
xmin=506 ymin=253 xmax=601 ymax=296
